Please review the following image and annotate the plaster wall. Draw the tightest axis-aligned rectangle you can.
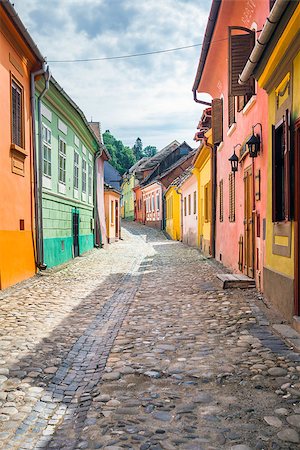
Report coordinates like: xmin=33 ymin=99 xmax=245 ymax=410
xmin=0 ymin=7 xmax=38 ymax=288
xmin=181 ymin=175 xmax=198 ymax=247
xmin=197 ymin=0 xmax=269 ymax=286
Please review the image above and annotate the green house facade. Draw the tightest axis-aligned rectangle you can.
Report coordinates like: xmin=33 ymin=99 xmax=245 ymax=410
xmin=36 ymin=78 xmax=100 ymax=268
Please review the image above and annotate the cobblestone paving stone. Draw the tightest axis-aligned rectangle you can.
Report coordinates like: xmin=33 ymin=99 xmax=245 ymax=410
xmin=1 ymin=222 xmax=300 ymax=449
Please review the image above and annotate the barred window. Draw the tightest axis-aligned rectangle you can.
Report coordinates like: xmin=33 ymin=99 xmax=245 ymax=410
xmin=58 ymin=138 xmax=66 ymax=184
xmin=219 ymin=179 xmax=224 ymax=222
xmin=184 ymin=197 xmax=187 ymax=216
xmin=188 ymin=194 xmax=191 ymax=215
xmin=193 ymin=191 xmax=197 ymax=215
xmin=229 ymin=172 xmax=235 ymax=222
xmin=11 ymin=80 xmax=23 ymax=147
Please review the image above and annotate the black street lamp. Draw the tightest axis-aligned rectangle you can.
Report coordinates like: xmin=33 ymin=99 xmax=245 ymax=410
xmin=246 ymin=123 xmax=262 ymax=158
xmin=229 ymin=144 xmax=241 ymax=174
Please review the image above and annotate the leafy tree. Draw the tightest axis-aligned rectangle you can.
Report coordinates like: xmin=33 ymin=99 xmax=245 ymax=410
xmin=133 ymin=137 xmax=143 ymax=160
xmin=144 ymin=145 xmax=157 ymax=157
xmin=103 ymin=131 xmax=136 ymax=175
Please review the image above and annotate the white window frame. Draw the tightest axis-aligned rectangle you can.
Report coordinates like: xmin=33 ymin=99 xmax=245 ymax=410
xmin=156 ymin=191 xmax=160 ymax=211
xmin=88 ymin=163 xmax=93 ymax=202
xmin=82 ymin=157 xmax=87 ymax=197
xmin=74 ymin=150 xmax=79 ymax=195
xmin=58 ymin=137 xmax=66 ymax=185
xmin=42 ymin=124 xmax=51 ymax=179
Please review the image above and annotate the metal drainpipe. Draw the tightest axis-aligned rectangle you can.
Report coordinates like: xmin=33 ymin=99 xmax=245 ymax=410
xmin=94 ymin=149 xmax=103 ymax=247
xmin=37 ymin=67 xmax=51 ymax=269
xmin=30 ymin=63 xmax=50 ymax=270
xmin=193 ymin=90 xmax=212 ymax=106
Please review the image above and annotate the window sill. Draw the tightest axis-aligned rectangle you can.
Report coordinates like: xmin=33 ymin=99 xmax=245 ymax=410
xmin=227 ymin=123 xmax=237 ymax=137
xmin=242 ymin=95 xmax=257 ymax=115
xmin=10 ymin=143 xmax=28 ymax=157
xmin=58 ymin=182 xmax=66 ymax=194
xmin=43 ymin=176 xmax=52 ymax=189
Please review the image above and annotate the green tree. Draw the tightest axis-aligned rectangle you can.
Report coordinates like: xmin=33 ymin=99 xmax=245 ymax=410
xmin=133 ymin=137 xmax=143 ymax=160
xmin=144 ymin=145 xmax=157 ymax=157
xmin=103 ymin=130 xmax=136 ymax=175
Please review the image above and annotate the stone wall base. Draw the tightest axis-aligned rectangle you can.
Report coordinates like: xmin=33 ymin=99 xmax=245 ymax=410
xmin=263 ymin=266 xmax=294 ymax=321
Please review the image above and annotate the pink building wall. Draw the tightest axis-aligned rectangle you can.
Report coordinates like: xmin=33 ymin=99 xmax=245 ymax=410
xmin=181 ymin=174 xmax=198 ymax=247
xmin=197 ymin=0 xmax=269 ymax=289
xmin=96 ymin=157 xmax=107 ymax=246
xmin=141 ymin=182 xmax=163 ymax=229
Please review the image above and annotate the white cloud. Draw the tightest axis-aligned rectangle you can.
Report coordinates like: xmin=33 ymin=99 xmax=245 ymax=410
xmin=13 ymin=0 xmax=211 ymax=150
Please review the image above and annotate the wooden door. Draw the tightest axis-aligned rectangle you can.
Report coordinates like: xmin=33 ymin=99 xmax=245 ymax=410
xmin=115 ymin=201 xmax=119 ymax=239
xmin=72 ymin=211 xmax=80 ymax=258
xmin=244 ymin=166 xmax=254 ymax=277
xmin=295 ymin=119 xmax=300 ymax=315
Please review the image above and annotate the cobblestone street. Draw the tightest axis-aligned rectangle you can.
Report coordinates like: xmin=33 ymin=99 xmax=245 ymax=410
xmin=1 ymin=222 xmax=300 ymax=450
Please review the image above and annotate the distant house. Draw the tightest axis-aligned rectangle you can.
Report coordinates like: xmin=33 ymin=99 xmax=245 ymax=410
xmin=140 ymin=141 xmax=195 ymax=229
xmin=35 ymin=78 xmax=109 ymax=268
xmin=104 ymin=183 xmax=121 ymax=244
xmin=104 ymin=162 xmax=122 ymax=191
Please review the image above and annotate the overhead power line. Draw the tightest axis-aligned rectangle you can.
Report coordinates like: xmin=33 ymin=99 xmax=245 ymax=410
xmin=47 ymin=31 xmax=262 ymax=64
xmin=47 ymin=43 xmax=204 ymax=63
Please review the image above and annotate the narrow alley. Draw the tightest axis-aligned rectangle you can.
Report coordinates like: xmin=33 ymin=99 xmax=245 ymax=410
xmin=0 ymin=222 xmax=300 ymax=450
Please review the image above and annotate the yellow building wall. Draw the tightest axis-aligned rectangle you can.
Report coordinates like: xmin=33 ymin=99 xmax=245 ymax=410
xmin=258 ymin=8 xmax=300 ymax=320
xmin=293 ymin=50 xmax=300 ymax=121
xmin=121 ymin=174 xmax=135 ymax=220
xmin=194 ymin=141 xmax=212 ymax=254
xmin=165 ymin=187 xmax=181 ymax=241
xmin=264 ymin=89 xmax=294 ymax=278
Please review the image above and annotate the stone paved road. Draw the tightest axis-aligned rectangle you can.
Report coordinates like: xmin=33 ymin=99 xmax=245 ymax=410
xmin=1 ymin=222 xmax=300 ymax=450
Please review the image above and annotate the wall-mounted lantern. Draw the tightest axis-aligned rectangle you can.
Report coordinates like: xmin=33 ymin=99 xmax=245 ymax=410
xmin=246 ymin=123 xmax=262 ymax=158
xmin=229 ymin=144 xmax=241 ymax=174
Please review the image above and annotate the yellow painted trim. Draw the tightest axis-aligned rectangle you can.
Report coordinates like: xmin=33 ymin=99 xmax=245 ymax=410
xmin=275 ymin=72 xmax=291 ymax=96
xmin=259 ymin=4 xmax=300 ymax=87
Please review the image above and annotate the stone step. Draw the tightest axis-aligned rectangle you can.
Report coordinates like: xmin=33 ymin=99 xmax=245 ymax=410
xmin=217 ymin=273 xmax=256 ymax=289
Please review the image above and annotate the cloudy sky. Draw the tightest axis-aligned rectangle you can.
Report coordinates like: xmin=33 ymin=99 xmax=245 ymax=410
xmin=14 ymin=0 xmax=211 ymax=150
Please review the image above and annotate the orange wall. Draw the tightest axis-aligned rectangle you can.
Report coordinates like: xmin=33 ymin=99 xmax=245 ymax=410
xmin=134 ymin=186 xmax=144 ymax=223
xmin=0 ymin=6 xmax=40 ymax=288
xmin=104 ymin=191 xmax=120 ymax=242
xmin=197 ymin=0 xmax=269 ymax=288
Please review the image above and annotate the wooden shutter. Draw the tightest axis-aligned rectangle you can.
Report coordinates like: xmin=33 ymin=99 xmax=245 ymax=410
xmin=219 ymin=179 xmax=224 ymax=222
xmin=228 ymin=27 xmax=255 ymax=96
xmin=228 ymin=95 xmax=235 ymax=128
xmin=212 ymin=98 xmax=223 ymax=145
xmin=12 ymin=81 xmax=23 ymax=147
xmin=229 ymin=172 xmax=235 ymax=222
xmin=284 ymin=109 xmax=291 ymax=220
xmin=272 ymin=125 xmax=277 ymax=222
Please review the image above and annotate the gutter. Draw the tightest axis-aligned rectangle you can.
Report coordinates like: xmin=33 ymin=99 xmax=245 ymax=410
xmin=238 ymin=0 xmax=291 ymax=85
xmin=1 ymin=0 xmax=44 ymax=63
xmin=31 ymin=64 xmax=51 ymax=270
xmin=94 ymin=150 xmax=103 ymax=248
xmin=192 ymin=0 xmax=222 ymax=93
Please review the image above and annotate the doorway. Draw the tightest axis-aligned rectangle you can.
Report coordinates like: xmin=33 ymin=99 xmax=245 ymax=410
xmin=295 ymin=118 xmax=300 ymax=315
xmin=244 ymin=165 xmax=254 ymax=278
xmin=72 ymin=211 xmax=80 ymax=258
xmin=115 ymin=200 xmax=119 ymax=239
